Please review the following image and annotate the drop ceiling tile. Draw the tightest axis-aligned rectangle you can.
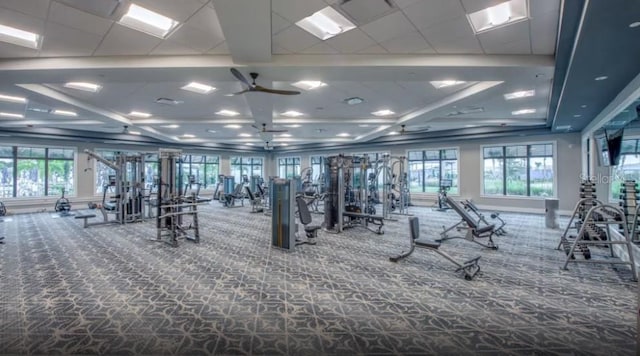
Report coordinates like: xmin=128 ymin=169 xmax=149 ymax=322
xmin=419 ymin=16 xmax=474 ymax=45
xmin=431 ymin=35 xmax=483 ymax=54
xmin=272 ymin=44 xmax=292 ymax=54
xmin=530 ymin=0 xmax=561 ymax=16
xmin=272 ymin=25 xmax=320 ymax=53
xmin=133 ymin=0 xmax=205 ymax=22
xmin=272 ymin=12 xmax=291 ymax=35
xmin=531 ymin=11 xmax=559 ymax=55
xmin=301 ymin=42 xmax=339 ymax=54
xmin=403 ymin=0 xmax=466 ymax=29
xmin=0 ymin=8 xmax=45 ymax=36
xmin=356 ymin=44 xmax=389 ymax=54
xmin=326 ymin=28 xmax=375 ymax=53
xmin=477 ymin=20 xmax=530 ymax=48
xmin=361 ymin=11 xmax=416 ymax=43
xmin=459 ymin=0 xmax=508 ymax=14
xmin=0 ymin=0 xmax=49 ymax=19
xmin=168 ymin=24 xmax=221 ymax=52
xmin=393 ymin=0 xmax=423 ymax=9
xmin=271 ymin=0 xmax=328 ymax=23
xmin=40 ymin=22 xmax=103 ymax=57
xmin=379 ymin=31 xmax=432 ymax=53
xmin=185 ymin=4 xmax=225 ymax=38
xmin=151 ymin=41 xmax=202 ymax=55
xmin=483 ymin=38 xmax=531 ymax=54
xmin=207 ymin=41 xmax=230 ymax=54
xmin=48 ymin=1 xmax=113 ymax=36
xmin=93 ymin=24 xmax=162 ymax=56
xmin=0 ymin=42 xmax=39 ymax=57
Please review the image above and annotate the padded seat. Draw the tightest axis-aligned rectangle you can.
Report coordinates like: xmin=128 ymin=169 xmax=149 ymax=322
xmin=296 ymin=196 xmax=320 ymax=241
xmin=103 ymin=202 xmax=116 ymax=211
xmin=415 ymin=239 xmax=441 ymax=249
xmin=476 ymin=224 xmax=495 ymax=234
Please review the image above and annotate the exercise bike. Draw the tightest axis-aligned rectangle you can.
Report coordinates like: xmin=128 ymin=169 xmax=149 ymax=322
xmin=54 ymin=188 xmax=72 ymax=216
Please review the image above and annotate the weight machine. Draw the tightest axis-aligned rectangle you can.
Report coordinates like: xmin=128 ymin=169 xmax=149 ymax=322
xmin=53 ymin=187 xmax=72 ymax=216
xmin=155 ymin=149 xmax=200 ymax=247
xmin=219 ymin=176 xmax=244 ymax=207
xmin=436 ymin=179 xmax=451 ymax=211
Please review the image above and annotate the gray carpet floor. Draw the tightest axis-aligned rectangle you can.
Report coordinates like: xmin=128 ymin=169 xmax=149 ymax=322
xmin=0 ymin=200 xmax=636 ymax=355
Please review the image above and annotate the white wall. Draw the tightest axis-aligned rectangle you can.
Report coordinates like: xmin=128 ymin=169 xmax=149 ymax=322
xmin=278 ymin=132 xmax=582 ymax=214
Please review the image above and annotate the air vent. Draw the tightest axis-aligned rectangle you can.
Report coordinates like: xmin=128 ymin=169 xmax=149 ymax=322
xmin=336 ymin=0 xmax=397 ymax=26
xmin=57 ymin=0 xmax=122 ymax=18
xmin=555 ymin=125 xmax=572 ymax=130
xmin=155 ymin=98 xmax=184 ymax=106
xmin=446 ymin=106 xmax=485 ymax=116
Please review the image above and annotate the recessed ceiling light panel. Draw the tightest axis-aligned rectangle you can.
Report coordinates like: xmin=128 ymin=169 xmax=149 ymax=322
xmin=0 ymin=93 xmax=27 ymax=103
xmin=291 ymin=81 xmax=327 ymax=91
xmin=0 ymin=24 xmax=40 ymax=49
xmin=344 ymin=97 xmax=364 ymax=105
xmin=181 ymin=134 xmax=195 ymax=138
xmin=467 ymin=0 xmax=529 ymax=34
xmin=64 ymin=82 xmax=102 ymax=93
xmin=161 ymin=124 xmax=179 ymax=128
xmin=129 ymin=130 xmax=141 ymax=135
xmin=430 ymin=80 xmax=466 ymax=89
xmin=337 ymin=132 xmax=351 ymax=137
xmin=280 ymin=110 xmax=304 ymax=117
xmin=371 ymin=109 xmax=395 ymax=116
xmin=239 ymin=133 xmax=252 ymax=137
xmin=0 ymin=112 xmax=24 ymax=118
xmin=52 ymin=109 xmax=77 ymax=117
xmin=504 ymin=89 xmax=535 ymax=100
xmin=129 ymin=111 xmax=151 ymax=118
xmin=118 ymin=3 xmax=179 ymax=38
xmin=594 ymin=76 xmax=608 ymax=81
xmin=224 ymin=124 xmax=241 ymax=129
xmin=286 ymin=124 xmax=301 ymax=128
xmin=181 ymin=82 xmax=216 ymax=94
xmin=295 ymin=6 xmax=356 ymax=40
xmin=216 ymin=110 xmax=240 ymax=117
xmin=512 ymin=108 xmax=536 ymax=115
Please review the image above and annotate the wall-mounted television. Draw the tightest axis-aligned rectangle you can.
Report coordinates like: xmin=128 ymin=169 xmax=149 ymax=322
xmin=596 ymin=129 xmax=624 ymax=166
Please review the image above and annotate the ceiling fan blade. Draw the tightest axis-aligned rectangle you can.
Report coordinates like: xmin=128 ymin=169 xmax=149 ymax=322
xmin=254 ymin=85 xmax=300 ymax=95
xmin=251 ymin=124 xmax=260 ymax=130
xmin=230 ymin=68 xmax=252 ymax=87
xmin=264 ymin=128 xmax=289 ymax=133
xmin=231 ymin=89 xmax=251 ymax=96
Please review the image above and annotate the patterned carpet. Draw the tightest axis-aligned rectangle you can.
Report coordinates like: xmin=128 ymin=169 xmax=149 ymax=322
xmin=0 ymin=201 xmax=636 ymax=355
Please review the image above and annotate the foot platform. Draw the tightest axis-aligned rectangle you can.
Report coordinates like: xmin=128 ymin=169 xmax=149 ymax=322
xmin=455 ymin=256 xmax=481 ymax=280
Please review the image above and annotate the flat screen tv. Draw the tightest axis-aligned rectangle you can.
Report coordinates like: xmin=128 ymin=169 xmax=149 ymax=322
xmin=605 ymin=129 xmax=624 ymax=166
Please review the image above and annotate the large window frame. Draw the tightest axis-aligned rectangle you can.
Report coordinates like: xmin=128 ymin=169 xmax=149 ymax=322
xmin=407 ymin=148 xmax=459 ymax=195
xmin=481 ymin=142 xmax=556 ymax=198
xmin=310 ymin=155 xmax=326 ymax=184
xmin=180 ymin=154 xmax=220 ymax=189
xmin=0 ymin=145 xmax=76 ymax=198
xmin=230 ymin=156 xmax=264 ymax=183
xmin=278 ymin=156 xmax=301 ymax=179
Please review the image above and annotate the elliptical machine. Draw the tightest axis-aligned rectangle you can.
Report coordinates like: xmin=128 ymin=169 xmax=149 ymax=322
xmin=54 ymin=188 xmax=72 ymax=216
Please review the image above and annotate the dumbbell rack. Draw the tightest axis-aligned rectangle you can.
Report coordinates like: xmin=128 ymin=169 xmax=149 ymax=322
xmin=619 ymin=180 xmax=639 ymax=241
xmin=561 ymin=203 xmax=637 ymax=281
xmin=558 ymin=197 xmax=600 ymax=260
xmin=578 ymin=180 xmax=597 ymax=226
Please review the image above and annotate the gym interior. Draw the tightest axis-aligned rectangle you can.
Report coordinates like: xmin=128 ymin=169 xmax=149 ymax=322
xmin=0 ymin=0 xmax=639 ymax=355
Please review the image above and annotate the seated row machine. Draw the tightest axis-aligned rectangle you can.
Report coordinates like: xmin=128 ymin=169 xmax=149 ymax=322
xmin=390 ymin=217 xmax=481 ymax=280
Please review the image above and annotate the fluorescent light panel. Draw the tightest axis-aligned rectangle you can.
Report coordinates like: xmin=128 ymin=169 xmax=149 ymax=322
xmin=504 ymin=90 xmax=535 ymax=100
xmin=512 ymin=108 xmax=536 ymax=115
xmin=371 ymin=109 xmax=395 ymax=117
xmin=119 ymin=4 xmax=179 ymax=38
xmin=52 ymin=109 xmax=77 ymax=117
xmin=182 ymin=134 xmax=195 ymax=138
xmin=216 ymin=109 xmax=239 ymax=117
xmin=224 ymin=124 xmax=241 ymax=129
xmin=280 ymin=110 xmax=304 ymax=117
xmin=129 ymin=131 xmax=141 ymax=135
xmin=430 ymin=80 xmax=466 ymax=89
xmin=0 ymin=24 xmax=40 ymax=49
xmin=0 ymin=93 xmax=27 ymax=104
xmin=162 ymin=124 xmax=180 ymax=128
xmin=295 ymin=6 xmax=356 ymax=40
xmin=0 ymin=112 xmax=23 ymax=118
xmin=337 ymin=132 xmax=350 ymax=137
xmin=285 ymin=124 xmax=301 ymax=128
xmin=129 ymin=111 xmax=151 ymax=118
xmin=64 ymin=82 xmax=102 ymax=92
xmin=291 ymin=81 xmax=327 ymax=91
xmin=181 ymin=82 xmax=215 ymax=94
xmin=279 ymin=133 xmax=292 ymax=137
xmin=239 ymin=133 xmax=252 ymax=137
xmin=467 ymin=0 xmax=529 ymax=34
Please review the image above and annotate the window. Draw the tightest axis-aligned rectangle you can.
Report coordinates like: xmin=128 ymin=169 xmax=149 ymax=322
xmin=230 ymin=157 xmax=263 ymax=183
xmin=278 ymin=157 xmax=300 ymax=179
xmin=95 ymin=150 xmax=118 ymax=194
xmin=180 ymin=154 xmax=219 ymax=188
xmin=353 ymin=152 xmax=388 ymax=189
xmin=482 ymin=143 xmax=554 ymax=197
xmin=407 ymin=149 xmax=459 ymax=194
xmin=0 ymin=145 xmax=76 ymax=198
xmin=611 ymin=138 xmax=640 ymax=200
xmin=310 ymin=156 xmax=326 ymax=184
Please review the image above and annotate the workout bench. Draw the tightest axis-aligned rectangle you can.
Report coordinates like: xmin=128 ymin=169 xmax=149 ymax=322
xmin=343 ymin=211 xmax=385 ymax=235
xmin=390 ymin=217 xmax=481 ymax=280
xmin=438 ymin=196 xmax=499 ymax=250
xmin=75 ymin=213 xmax=97 ymax=228
xmin=463 ymin=199 xmax=507 ymax=235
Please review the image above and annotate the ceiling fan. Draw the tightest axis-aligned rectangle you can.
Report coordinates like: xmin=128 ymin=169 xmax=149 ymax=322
xmin=230 ymin=68 xmax=301 ymax=96
xmin=398 ymin=124 xmax=430 ymax=135
xmin=252 ymin=123 xmax=287 ymax=133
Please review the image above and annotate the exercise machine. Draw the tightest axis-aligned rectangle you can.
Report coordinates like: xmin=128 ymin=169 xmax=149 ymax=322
xmin=219 ymin=176 xmax=244 ymax=208
xmin=271 ymin=178 xmax=296 ymax=250
xmin=462 ymin=200 xmax=507 ymax=235
xmin=390 ymin=217 xmax=481 ymax=280
xmin=155 ymin=149 xmax=201 ymax=247
xmin=212 ymin=174 xmax=225 ymax=200
xmin=245 ymin=186 xmax=264 ymax=213
xmin=54 ymin=187 xmax=72 ymax=216
xmin=184 ymin=175 xmax=212 ymax=204
xmin=436 ymin=179 xmax=451 ymax=211
xmin=437 ymin=196 xmax=499 ymax=249
xmin=0 ymin=200 xmax=6 ymax=216
xmin=295 ymin=195 xmax=320 ymax=246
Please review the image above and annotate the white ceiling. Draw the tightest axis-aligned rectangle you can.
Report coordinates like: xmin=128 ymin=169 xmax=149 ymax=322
xmin=0 ymin=0 xmax=560 ymax=149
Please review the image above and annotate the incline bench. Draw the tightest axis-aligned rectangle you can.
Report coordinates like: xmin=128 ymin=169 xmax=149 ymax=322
xmin=390 ymin=216 xmax=481 ymax=280
xmin=437 ymin=196 xmax=498 ymax=250
xmin=343 ymin=210 xmax=385 ymax=235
